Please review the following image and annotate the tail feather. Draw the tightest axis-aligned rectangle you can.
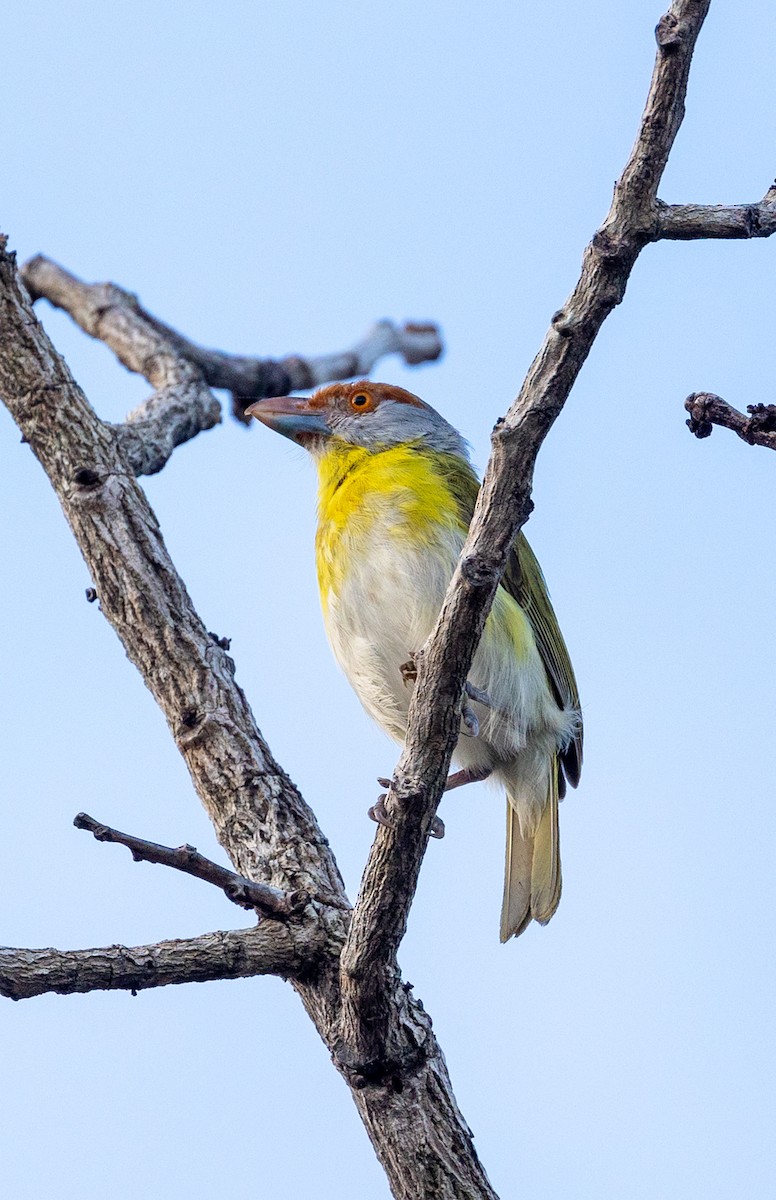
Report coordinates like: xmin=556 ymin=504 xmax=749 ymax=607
xmin=499 ymin=760 xmax=562 ymax=941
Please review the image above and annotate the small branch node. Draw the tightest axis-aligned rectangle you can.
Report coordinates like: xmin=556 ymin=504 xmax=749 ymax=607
xmin=551 ymin=309 xmax=575 ymax=338
xmin=655 ymin=13 xmax=682 ymax=49
xmin=460 ymin=554 xmax=499 ymax=589
xmin=208 ymin=630 xmax=232 ymax=650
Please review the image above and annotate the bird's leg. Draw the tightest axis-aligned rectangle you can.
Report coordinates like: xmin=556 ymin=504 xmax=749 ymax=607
xmin=460 ymin=680 xmax=494 ymax=738
xmin=464 ymin=681 xmax=492 ymax=707
xmin=444 ymin=765 xmax=492 ymax=792
xmin=371 ymin=662 xmax=491 ymax=838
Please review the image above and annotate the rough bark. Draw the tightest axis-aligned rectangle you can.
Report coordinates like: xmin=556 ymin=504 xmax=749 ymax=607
xmin=0 ymin=924 xmax=320 ymax=1000
xmin=21 ymin=254 xmax=443 ymax=449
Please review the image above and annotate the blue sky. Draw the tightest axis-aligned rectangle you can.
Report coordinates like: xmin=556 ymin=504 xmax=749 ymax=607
xmin=2 ymin=2 xmax=775 ymax=1197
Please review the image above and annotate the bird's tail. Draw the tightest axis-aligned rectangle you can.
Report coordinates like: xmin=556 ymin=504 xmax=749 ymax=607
xmin=499 ymin=758 xmax=561 ymax=941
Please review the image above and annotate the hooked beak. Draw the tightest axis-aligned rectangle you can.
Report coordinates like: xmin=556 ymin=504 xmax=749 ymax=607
xmin=245 ymin=395 xmax=330 ymax=446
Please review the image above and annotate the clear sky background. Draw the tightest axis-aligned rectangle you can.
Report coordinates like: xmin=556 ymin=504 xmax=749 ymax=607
xmin=2 ymin=2 xmax=775 ymax=1197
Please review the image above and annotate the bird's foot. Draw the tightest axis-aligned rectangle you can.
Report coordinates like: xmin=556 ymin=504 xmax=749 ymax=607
xmin=460 ymin=680 xmax=492 ymax=737
xmin=372 ymin=778 xmax=445 ymax=838
xmin=429 ymin=814 xmax=445 ymax=839
xmin=460 ymin=700 xmax=479 ymax=737
xmin=399 ymin=655 xmax=418 ymax=687
xmin=368 ymin=792 xmax=396 ymax=830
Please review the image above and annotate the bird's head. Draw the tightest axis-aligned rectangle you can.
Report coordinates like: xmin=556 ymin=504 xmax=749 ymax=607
xmin=246 ymin=381 xmax=468 ymax=459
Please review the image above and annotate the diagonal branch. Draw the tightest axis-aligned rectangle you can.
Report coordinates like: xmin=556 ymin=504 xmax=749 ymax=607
xmin=0 ymin=923 xmax=324 ymax=1001
xmin=73 ymin=811 xmax=312 ymax=917
xmin=339 ymin=0 xmax=724 ymax=1067
xmin=685 ymin=391 xmax=776 ymax=449
xmin=20 ymin=255 xmax=443 ymax=474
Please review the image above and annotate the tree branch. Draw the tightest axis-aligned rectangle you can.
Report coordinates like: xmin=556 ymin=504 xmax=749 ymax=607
xmin=20 ymin=255 xmax=443 ymax=475
xmin=0 ymin=924 xmax=323 ymax=1001
xmin=656 ymin=185 xmax=776 ymax=239
xmin=339 ymin=0 xmax=723 ymax=1068
xmin=685 ymin=391 xmax=776 ymax=449
xmin=1 ymin=237 xmax=496 ymax=1197
xmin=73 ymin=811 xmax=311 ymax=917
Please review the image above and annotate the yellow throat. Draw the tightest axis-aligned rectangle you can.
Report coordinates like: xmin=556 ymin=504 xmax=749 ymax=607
xmin=314 ymin=442 xmax=464 ymax=608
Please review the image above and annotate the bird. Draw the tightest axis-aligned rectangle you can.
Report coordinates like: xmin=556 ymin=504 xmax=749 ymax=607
xmin=246 ymin=381 xmax=582 ymax=939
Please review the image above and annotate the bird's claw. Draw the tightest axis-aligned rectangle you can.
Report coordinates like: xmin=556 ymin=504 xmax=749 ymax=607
xmin=461 ymin=701 xmax=479 ymax=738
xmin=368 ymin=794 xmax=396 ymax=830
xmin=460 ymin=680 xmax=491 ymax=737
xmin=373 ymin=777 xmax=444 ymax=838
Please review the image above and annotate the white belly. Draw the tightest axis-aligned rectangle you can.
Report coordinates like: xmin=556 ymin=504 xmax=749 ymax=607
xmin=322 ymin=523 xmax=568 ymax=778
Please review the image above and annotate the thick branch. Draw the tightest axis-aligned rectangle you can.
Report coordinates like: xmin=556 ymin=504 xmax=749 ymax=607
xmin=339 ymin=0 xmax=718 ymax=1066
xmin=657 ymin=186 xmax=776 ymax=239
xmin=0 ymin=924 xmax=322 ymax=1000
xmin=73 ymin=811 xmax=308 ymax=917
xmin=685 ymin=391 xmax=776 ymax=449
xmin=0 ymin=240 xmax=496 ymax=1198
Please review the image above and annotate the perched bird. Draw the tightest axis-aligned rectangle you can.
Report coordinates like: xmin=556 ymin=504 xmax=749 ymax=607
xmin=247 ymin=382 xmax=582 ymax=939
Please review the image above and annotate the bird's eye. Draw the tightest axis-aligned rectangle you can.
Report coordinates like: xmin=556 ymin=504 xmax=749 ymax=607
xmin=351 ymin=392 xmax=370 ymax=409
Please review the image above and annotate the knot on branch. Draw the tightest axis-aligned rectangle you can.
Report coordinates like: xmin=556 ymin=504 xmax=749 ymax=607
xmin=401 ymin=322 xmax=443 ymax=364
xmin=72 ymin=466 xmax=101 ymax=489
xmin=551 ymin=308 xmax=576 ymax=339
xmin=460 ymin=554 xmax=501 ymax=589
xmin=333 ymin=1037 xmax=429 ymax=1092
xmin=684 ymin=392 xmax=715 ymax=438
xmin=655 ymin=13 xmax=682 ymax=50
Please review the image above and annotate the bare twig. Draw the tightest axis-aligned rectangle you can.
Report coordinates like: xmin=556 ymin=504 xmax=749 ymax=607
xmin=657 ymin=185 xmax=776 ymax=239
xmin=339 ymin=0 xmax=725 ymax=1069
xmin=73 ymin=811 xmax=305 ymax=917
xmin=20 ymin=256 xmax=443 ymax=474
xmin=685 ymin=391 xmax=776 ymax=449
xmin=0 ymin=924 xmax=324 ymax=1000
